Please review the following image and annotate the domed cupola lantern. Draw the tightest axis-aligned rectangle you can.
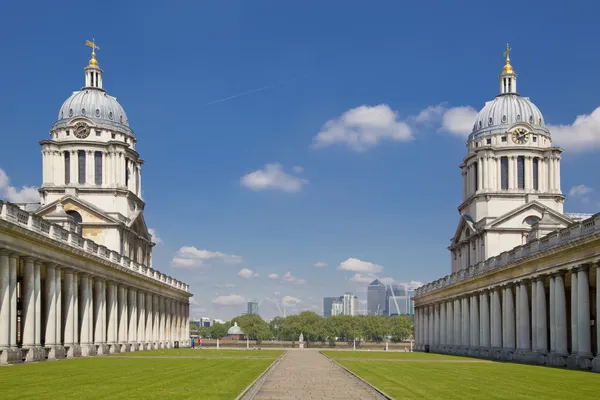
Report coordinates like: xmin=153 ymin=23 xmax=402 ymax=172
xmin=500 ymin=43 xmax=517 ymax=95
xmin=84 ymin=39 xmax=103 ymax=90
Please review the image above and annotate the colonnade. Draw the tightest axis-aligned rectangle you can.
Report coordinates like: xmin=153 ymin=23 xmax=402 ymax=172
xmin=415 ymin=263 xmax=600 ymax=370
xmin=0 ymin=249 xmax=190 ymax=364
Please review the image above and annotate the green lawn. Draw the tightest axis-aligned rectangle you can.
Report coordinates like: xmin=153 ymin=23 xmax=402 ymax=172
xmin=112 ymin=348 xmax=283 ymax=358
xmin=0 ymin=356 xmax=275 ymax=400
xmin=322 ymin=351 xmax=600 ymax=400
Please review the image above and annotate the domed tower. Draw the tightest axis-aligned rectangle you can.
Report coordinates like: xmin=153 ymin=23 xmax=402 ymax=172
xmin=449 ymin=45 xmax=572 ymax=273
xmin=37 ymin=41 xmax=152 ymax=263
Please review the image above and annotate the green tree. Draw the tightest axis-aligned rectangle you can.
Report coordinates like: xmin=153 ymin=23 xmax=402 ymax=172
xmin=269 ymin=316 xmax=284 ymax=340
xmin=211 ymin=322 xmax=228 ymax=339
xmin=390 ymin=315 xmax=413 ymax=342
xmin=231 ymin=314 xmax=271 ymax=344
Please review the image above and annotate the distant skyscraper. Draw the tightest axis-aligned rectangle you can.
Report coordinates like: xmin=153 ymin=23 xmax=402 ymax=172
xmin=323 ymin=297 xmax=338 ymax=317
xmin=331 ymin=301 xmax=344 ymax=316
xmin=367 ymin=280 xmax=387 ymax=315
xmin=247 ymin=300 xmax=259 ymax=316
xmin=342 ymin=292 xmax=359 ymax=316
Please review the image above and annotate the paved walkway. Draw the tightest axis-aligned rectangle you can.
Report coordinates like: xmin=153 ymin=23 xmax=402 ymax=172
xmin=250 ymin=349 xmax=382 ymax=400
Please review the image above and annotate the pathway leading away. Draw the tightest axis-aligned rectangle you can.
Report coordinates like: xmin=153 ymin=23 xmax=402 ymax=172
xmin=247 ymin=349 xmax=385 ymax=400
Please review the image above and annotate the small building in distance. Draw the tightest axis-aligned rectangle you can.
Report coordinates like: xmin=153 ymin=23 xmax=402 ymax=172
xmin=222 ymin=322 xmax=244 ymax=341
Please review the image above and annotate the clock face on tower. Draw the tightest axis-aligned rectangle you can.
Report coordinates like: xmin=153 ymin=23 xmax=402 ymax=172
xmin=73 ymin=122 xmax=90 ymax=139
xmin=511 ymin=127 xmax=529 ymax=144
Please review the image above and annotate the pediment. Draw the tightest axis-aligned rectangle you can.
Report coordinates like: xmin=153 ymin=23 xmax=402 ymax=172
xmin=127 ymin=210 xmax=152 ymax=242
xmin=450 ymin=214 xmax=478 ymax=246
xmin=36 ymin=195 xmax=120 ymax=225
xmin=488 ymin=201 xmax=572 ymax=230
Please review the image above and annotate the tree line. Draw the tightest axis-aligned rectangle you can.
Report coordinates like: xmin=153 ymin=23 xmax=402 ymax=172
xmin=192 ymin=311 xmax=414 ymax=344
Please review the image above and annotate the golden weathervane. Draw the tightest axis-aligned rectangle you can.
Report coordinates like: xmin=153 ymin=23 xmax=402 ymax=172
xmin=85 ymin=39 xmax=100 ymax=66
xmin=503 ymin=43 xmax=512 ymax=60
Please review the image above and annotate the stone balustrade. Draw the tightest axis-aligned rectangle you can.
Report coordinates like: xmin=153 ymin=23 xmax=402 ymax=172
xmin=0 ymin=201 xmax=189 ymax=293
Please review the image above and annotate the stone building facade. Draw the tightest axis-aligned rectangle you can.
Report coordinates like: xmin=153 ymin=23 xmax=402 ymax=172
xmin=0 ymin=43 xmax=191 ymax=364
xmin=413 ymin=46 xmax=600 ymax=372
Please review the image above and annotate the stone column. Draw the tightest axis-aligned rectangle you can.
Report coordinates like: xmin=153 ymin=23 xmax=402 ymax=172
xmin=440 ymin=302 xmax=446 ymax=346
xmin=471 ymin=294 xmax=480 ymax=348
xmin=453 ymin=299 xmax=461 ymax=346
xmin=145 ymin=293 xmax=153 ymax=347
xmin=94 ymin=278 xmax=106 ymax=354
xmin=532 ymin=279 xmax=537 ymax=351
xmin=480 ymin=290 xmax=490 ymax=348
xmin=491 ymin=287 xmax=502 ymax=348
xmin=554 ymin=271 xmax=568 ymax=355
xmin=160 ymin=297 xmax=166 ymax=345
xmin=44 ymin=264 xmax=57 ymax=349
xmin=423 ymin=308 xmax=429 ymax=347
xmin=503 ymin=284 xmax=515 ymax=350
xmin=185 ymin=302 xmax=190 ymax=345
xmin=153 ymin=295 xmax=159 ymax=347
xmin=571 ymin=269 xmax=579 ymax=354
xmin=106 ymin=281 xmax=117 ymax=352
xmin=137 ymin=291 xmax=145 ymax=349
xmin=79 ymin=274 xmax=91 ymax=355
xmin=34 ymin=260 xmax=41 ymax=348
xmin=549 ymin=275 xmax=555 ymax=352
xmin=22 ymin=258 xmax=36 ymax=350
xmin=462 ymin=297 xmax=470 ymax=347
xmin=55 ymin=267 xmax=62 ymax=349
xmin=118 ymin=285 xmax=128 ymax=352
xmin=73 ymin=272 xmax=79 ymax=352
xmin=8 ymin=254 xmax=17 ymax=349
xmin=446 ymin=300 xmax=453 ymax=347
xmin=535 ymin=276 xmax=547 ymax=353
xmin=518 ymin=280 xmax=530 ymax=351
xmin=434 ymin=304 xmax=440 ymax=346
xmin=576 ymin=265 xmax=592 ymax=357
xmin=0 ymin=251 xmax=10 ymax=349
xmin=63 ymin=270 xmax=77 ymax=357
xmin=128 ymin=288 xmax=137 ymax=351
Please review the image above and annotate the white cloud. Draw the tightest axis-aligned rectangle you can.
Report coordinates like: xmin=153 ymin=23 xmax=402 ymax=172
xmin=380 ymin=277 xmax=395 ymax=286
xmin=214 ymin=283 xmax=236 ymax=288
xmin=413 ymin=104 xmax=446 ymax=124
xmin=282 ymin=295 xmax=302 ymax=308
xmin=268 ymin=273 xmax=280 ymax=279
xmin=240 ymin=163 xmax=309 ymax=193
xmin=312 ymin=104 xmax=413 ymax=151
xmin=406 ymin=280 xmax=423 ymax=289
xmin=441 ymin=106 xmax=478 ymax=137
xmin=281 ymin=271 xmax=306 ymax=285
xmin=238 ymin=268 xmax=258 ymax=279
xmin=212 ymin=294 xmax=246 ymax=306
xmin=0 ymin=168 xmax=40 ymax=203
xmin=548 ymin=107 xmax=600 ymax=152
xmin=569 ymin=184 xmax=593 ymax=200
xmin=292 ymin=165 xmax=304 ymax=174
xmin=148 ymin=228 xmax=163 ymax=245
xmin=313 ymin=262 xmax=328 ymax=268
xmin=337 ymin=257 xmax=383 ymax=273
xmin=349 ymin=273 xmax=379 ymax=284
xmin=170 ymin=246 xmax=242 ymax=268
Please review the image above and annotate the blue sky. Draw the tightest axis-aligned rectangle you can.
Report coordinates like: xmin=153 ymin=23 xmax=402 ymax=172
xmin=1 ymin=1 xmax=599 ymax=320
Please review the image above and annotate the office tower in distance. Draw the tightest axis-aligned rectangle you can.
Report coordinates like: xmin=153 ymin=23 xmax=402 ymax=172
xmin=247 ymin=299 xmax=259 ymax=316
xmin=342 ymin=292 xmax=359 ymax=316
xmin=331 ymin=300 xmax=344 ymax=316
xmin=407 ymin=289 xmax=415 ymax=315
xmin=323 ymin=297 xmax=339 ymax=317
xmin=367 ymin=279 xmax=387 ymax=315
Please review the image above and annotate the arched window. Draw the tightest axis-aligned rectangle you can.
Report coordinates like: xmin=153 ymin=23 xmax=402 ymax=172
xmin=532 ymin=157 xmax=539 ymax=190
xmin=66 ymin=210 xmax=83 ymax=234
xmin=78 ymin=150 xmax=86 ymax=184
xmin=517 ymin=156 xmax=525 ymax=189
xmin=94 ymin=151 xmax=103 ymax=185
xmin=64 ymin=151 xmax=70 ymax=184
xmin=500 ymin=157 xmax=509 ymax=190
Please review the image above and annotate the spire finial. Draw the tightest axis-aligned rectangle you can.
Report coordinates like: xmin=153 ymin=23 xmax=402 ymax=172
xmin=502 ymin=43 xmax=514 ymax=74
xmin=85 ymin=39 xmax=100 ymax=67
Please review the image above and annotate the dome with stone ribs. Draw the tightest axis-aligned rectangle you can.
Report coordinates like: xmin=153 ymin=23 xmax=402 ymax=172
xmin=227 ymin=322 xmax=243 ymax=335
xmin=469 ymin=94 xmax=549 ymax=140
xmin=53 ymin=88 xmax=132 ymax=134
